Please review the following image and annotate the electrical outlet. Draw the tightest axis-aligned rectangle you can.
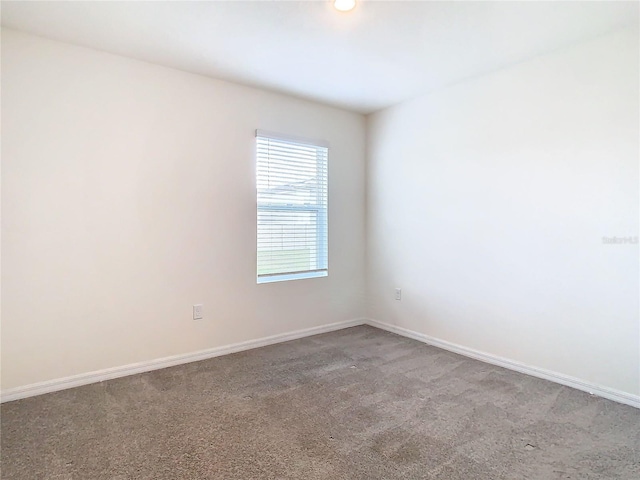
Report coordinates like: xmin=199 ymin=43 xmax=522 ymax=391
xmin=193 ymin=304 xmax=203 ymax=320
xmin=395 ymin=288 xmax=402 ymax=301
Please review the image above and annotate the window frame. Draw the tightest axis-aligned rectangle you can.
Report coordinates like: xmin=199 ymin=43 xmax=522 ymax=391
xmin=255 ymin=130 xmax=329 ymax=284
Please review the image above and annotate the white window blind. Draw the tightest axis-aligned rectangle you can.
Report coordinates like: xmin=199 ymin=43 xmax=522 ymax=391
xmin=256 ymin=130 xmax=328 ymax=283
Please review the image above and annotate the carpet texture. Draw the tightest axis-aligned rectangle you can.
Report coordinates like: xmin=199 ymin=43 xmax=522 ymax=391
xmin=1 ymin=325 xmax=639 ymax=479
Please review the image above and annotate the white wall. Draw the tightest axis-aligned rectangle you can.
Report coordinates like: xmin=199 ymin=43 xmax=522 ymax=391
xmin=1 ymin=30 xmax=366 ymax=391
xmin=367 ymin=28 xmax=640 ymax=396
xmin=3 ymin=26 xmax=639 ymax=399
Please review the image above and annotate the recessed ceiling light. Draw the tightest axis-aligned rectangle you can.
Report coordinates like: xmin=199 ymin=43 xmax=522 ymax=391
xmin=334 ymin=0 xmax=356 ymax=13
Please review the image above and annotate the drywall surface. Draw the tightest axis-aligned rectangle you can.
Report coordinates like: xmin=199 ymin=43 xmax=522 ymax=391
xmin=366 ymin=28 xmax=640 ymax=396
xmin=1 ymin=30 xmax=366 ymax=390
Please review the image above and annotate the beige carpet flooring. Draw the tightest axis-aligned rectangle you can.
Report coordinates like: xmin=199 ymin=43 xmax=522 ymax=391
xmin=1 ymin=325 xmax=639 ymax=479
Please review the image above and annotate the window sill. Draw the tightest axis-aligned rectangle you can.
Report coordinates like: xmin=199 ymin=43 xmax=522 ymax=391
xmin=257 ymin=270 xmax=328 ymax=284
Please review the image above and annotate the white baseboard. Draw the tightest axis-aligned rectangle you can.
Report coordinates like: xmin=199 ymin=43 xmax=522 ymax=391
xmin=365 ymin=318 xmax=640 ymax=409
xmin=4 ymin=317 xmax=638 ymax=409
xmin=0 ymin=318 xmax=366 ymax=403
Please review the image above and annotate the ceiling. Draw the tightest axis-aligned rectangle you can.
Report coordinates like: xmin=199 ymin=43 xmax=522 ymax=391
xmin=2 ymin=1 xmax=638 ymax=114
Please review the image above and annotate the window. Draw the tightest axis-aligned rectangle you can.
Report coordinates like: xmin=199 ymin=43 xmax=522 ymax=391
xmin=256 ymin=130 xmax=328 ymax=283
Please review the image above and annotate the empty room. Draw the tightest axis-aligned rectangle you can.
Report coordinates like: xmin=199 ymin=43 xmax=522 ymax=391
xmin=1 ymin=1 xmax=638 ymax=479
